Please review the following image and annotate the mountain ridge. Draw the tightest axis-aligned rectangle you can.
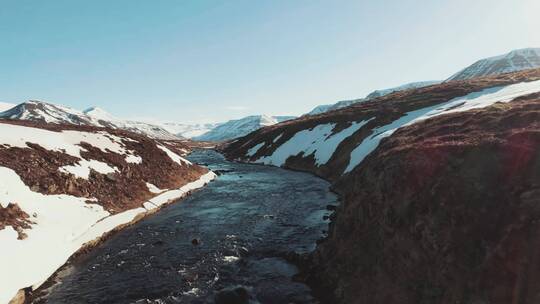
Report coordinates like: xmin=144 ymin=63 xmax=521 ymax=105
xmin=448 ymin=47 xmax=540 ymax=81
xmin=194 ymin=114 xmax=295 ymax=142
xmin=0 ymin=101 xmax=179 ymax=140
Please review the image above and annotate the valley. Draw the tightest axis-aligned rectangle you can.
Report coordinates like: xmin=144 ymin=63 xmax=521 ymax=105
xmin=2 ymin=47 xmax=540 ymax=304
xmin=32 ymin=150 xmax=337 ymax=304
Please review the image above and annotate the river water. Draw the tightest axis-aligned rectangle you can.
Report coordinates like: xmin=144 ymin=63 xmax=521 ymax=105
xmin=42 ymin=150 xmax=337 ymax=304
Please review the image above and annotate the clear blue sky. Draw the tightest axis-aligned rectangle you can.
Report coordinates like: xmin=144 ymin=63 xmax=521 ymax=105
xmin=1 ymin=0 xmax=539 ymax=123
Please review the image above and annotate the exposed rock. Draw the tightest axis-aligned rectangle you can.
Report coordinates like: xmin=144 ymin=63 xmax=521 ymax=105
xmin=214 ymin=286 xmax=253 ymax=304
xmin=0 ymin=203 xmax=33 ymax=240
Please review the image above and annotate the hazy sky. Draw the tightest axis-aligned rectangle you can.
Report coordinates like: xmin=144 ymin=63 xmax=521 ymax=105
xmin=1 ymin=0 xmax=539 ymax=123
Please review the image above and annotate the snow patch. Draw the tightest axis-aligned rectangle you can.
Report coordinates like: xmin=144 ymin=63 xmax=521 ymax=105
xmin=125 ymin=154 xmax=143 ymax=164
xmin=60 ymin=159 xmax=118 ymax=179
xmin=0 ymin=168 xmax=217 ymax=303
xmin=257 ymin=120 xmax=371 ymax=167
xmin=146 ymin=183 xmax=164 ymax=194
xmin=345 ymin=80 xmax=540 ymax=172
xmin=157 ymin=145 xmax=192 ymax=166
xmin=246 ymin=142 xmax=265 ymax=157
xmin=273 ymin=133 xmax=283 ymax=143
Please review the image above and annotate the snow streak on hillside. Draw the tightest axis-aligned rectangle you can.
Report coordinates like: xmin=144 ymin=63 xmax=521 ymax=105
xmin=248 ymin=80 xmax=540 ymax=174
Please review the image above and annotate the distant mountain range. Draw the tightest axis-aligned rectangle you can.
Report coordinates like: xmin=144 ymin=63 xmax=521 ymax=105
xmin=162 ymin=122 xmax=221 ymax=139
xmin=0 ymin=101 xmax=296 ymax=142
xmin=2 ymin=48 xmax=538 ymax=143
xmin=306 ymin=81 xmax=441 ymax=115
xmin=0 ymin=101 xmax=179 ymax=140
xmin=193 ymin=115 xmax=295 ymax=142
xmin=306 ymin=48 xmax=540 ymax=116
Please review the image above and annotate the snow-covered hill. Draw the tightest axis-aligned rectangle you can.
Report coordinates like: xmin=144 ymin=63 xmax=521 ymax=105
xmin=83 ymin=107 xmax=180 ymax=140
xmin=448 ymin=48 xmax=540 ymax=81
xmin=306 ymin=81 xmax=440 ymax=115
xmin=225 ymin=69 xmax=540 ymax=179
xmin=0 ymin=101 xmax=179 ymax=140
xmin=194 ymin=115 xmax=295 ymax=142
xmin=162 ymin=122 xmax=222 ymax=139
xmin=0 ymin=120 xmax=214 ymax=303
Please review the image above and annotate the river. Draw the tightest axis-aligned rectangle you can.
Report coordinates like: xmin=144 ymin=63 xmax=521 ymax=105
xmin=42 ymin=150 xmax=337 ymax=304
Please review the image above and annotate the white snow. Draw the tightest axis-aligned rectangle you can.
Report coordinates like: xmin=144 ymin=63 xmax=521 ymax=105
xmin=60 ymin=159 xmax=119 ymax=179
xmin=0 ymin=123 xmax=140 ymax=181
xmin=257 ymin=120 xmax=371 ymax=167
xmin=194 ymin=115 xmax=296 ymax=142
xmin=157 ymin=145 xmax=192 ymax=166
xmin=0 ymin=101 xmax=179 ymax=140
xmin=125 ymin=154 xmax=143 ymax=164
xmin=448 ymin=48 xmax=540 ymax=81
xmin=407 ymin=79 xmax=540 ymax=123
xmin=0 ymin=167 xmax=216 ymax=304
xmin=0 ymin=124 xmax=130 ymax=158
xmin=143 ymin=172 xmax=216 ymax=210
xmin=146 ymin=182 xmax=164 ymax=194
xmin=273 ymin=133 xmax=283 ymax=143
xmin=0 ymin=167 xmax=110 ymax=303
xmin=246 ymin=142 xmax=265 ymax=157
xmin=344 ymin=80 xmax=540 ymax=172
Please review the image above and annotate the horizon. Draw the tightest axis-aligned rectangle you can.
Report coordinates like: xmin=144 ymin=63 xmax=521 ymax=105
xmin=1 ymin=0 xmax=539 ymax=124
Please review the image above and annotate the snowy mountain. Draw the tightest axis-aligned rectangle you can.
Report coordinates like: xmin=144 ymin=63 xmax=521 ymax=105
xmin=306 ymin=81 xmax=440 ymax=115
xmin=194 ymin=115 xmax=295 ymax=142
xmin=83 ymin=107 xmax=180 ymax=140
xmin=448 ymin=48 xmax=540 ymax=81
xmin=162 ymin=122 xmax=222 ymax=139
xmin=0 ymin=101 xmax=179 ymax=140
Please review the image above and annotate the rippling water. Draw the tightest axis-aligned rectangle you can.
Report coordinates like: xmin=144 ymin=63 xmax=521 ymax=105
xmin=43 ymin=150 xmax=337 ymax=304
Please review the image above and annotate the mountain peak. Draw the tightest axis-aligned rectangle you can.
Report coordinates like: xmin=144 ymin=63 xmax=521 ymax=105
xmin=448 ymin=48 xmax=540 ymax=81
xmin=194 ymin=114 xmax=295 ymax=142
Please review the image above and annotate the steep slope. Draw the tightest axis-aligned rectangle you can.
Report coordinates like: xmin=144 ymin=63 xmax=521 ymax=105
xmin=309 ymin=93 xmax=540 ymax=303
xmin=306 ymin=81 xmax=441 ymax=116
xmin=0 ymin=101 xmax=179 ymax=140
xmin=222 ymin=68 xmax=540 ymax=303
xmin=449 ymin=48 xmax=540 ymax=81
xmin=194 ymin=115 xmax=295 ymax=142
xmin=0 ymin=120 xmax=215 ymax=303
